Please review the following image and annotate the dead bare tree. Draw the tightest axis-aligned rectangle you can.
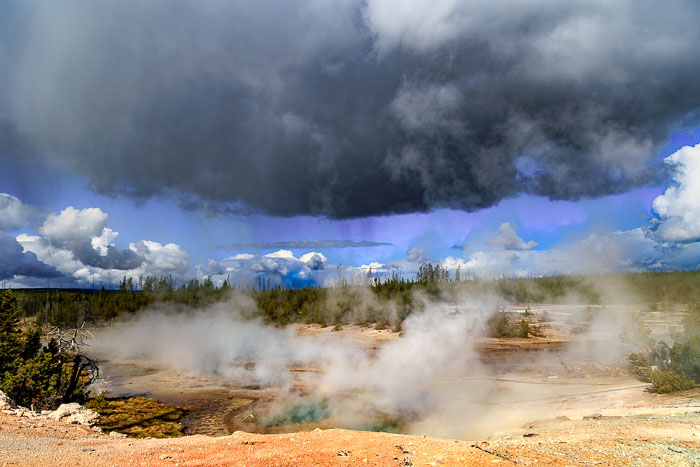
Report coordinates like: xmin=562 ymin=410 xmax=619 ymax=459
xmin=46 ymin=323 xmax=103 ymax=402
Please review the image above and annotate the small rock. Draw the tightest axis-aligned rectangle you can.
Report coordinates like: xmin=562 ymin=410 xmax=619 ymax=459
xmin=0 ymin=390 xmax=16 ymax=410
xmin=159 ymin=454 xmax=172 ymax=460
xmin=48 ymin=403 xmax=100 ymax=426
xmin=110 ymin=431 xmax=128 ymax=438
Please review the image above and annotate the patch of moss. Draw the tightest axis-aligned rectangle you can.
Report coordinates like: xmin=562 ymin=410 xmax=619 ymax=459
xmin=86 ymin=395 xmax=185 ymax=438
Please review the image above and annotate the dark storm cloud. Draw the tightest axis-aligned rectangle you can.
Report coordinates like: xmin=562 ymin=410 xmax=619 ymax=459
xmin=221 ymin=240 xmax=392 ymax=250
xmin=2 ymin=0 xmax=700 ymax=219
xmin=0 ymin=232 xmax=62 ymax=280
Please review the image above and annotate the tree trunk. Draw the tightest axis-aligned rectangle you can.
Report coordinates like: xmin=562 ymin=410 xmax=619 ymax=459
xmin=63 ymin=355 xmax=83 ymax=403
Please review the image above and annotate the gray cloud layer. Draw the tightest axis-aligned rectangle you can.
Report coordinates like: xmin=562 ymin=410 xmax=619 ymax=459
xmin=1 ymin=1 xmax=699 ymax=219
xmin=221 ymin=240 xmax=392 ymax=250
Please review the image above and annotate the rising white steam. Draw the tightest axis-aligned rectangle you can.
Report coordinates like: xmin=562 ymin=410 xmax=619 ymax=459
xmin=91 ymin=289 xmax=646 ymax=438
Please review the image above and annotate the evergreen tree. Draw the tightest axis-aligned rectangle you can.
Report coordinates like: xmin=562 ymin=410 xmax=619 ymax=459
xmin=0 ymin=290 xmax=22 ymax=373
xmin=1 ymin=290 xmax=93 ymax=408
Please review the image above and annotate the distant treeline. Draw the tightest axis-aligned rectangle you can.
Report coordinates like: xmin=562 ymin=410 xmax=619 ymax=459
xmin=8 ymin=276 xmax=232 ymax=327
xmin=4 ymin=269 xmax=700 ymax=328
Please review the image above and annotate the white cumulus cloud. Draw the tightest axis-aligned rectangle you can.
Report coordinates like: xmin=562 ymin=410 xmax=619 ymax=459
xmin=197 ymin=250 xmax=328 ymax=286
xmin=38 ymin=206 xmax=107 ymax=246
xmin=300 ymin=252 xmax=327 ymax=271
xmin=0 ymin=193 xmax=44 ymax=231
xmin=91 ymin=227 xmax=119 ymax=256
xmin=647 ymin=143 xmax=700 ymax=243
xmin=487 ymin=222 xmax=538 ymax=250
xmin=406 ymin=246 xmax=428 ymax=263
xmin=17 ymin=233 xmax=84 ymax=273
xmin=10 ymin=201 xmax=190 ymax=286
xmin=129 ymin=240 xmax=190 ymax=278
